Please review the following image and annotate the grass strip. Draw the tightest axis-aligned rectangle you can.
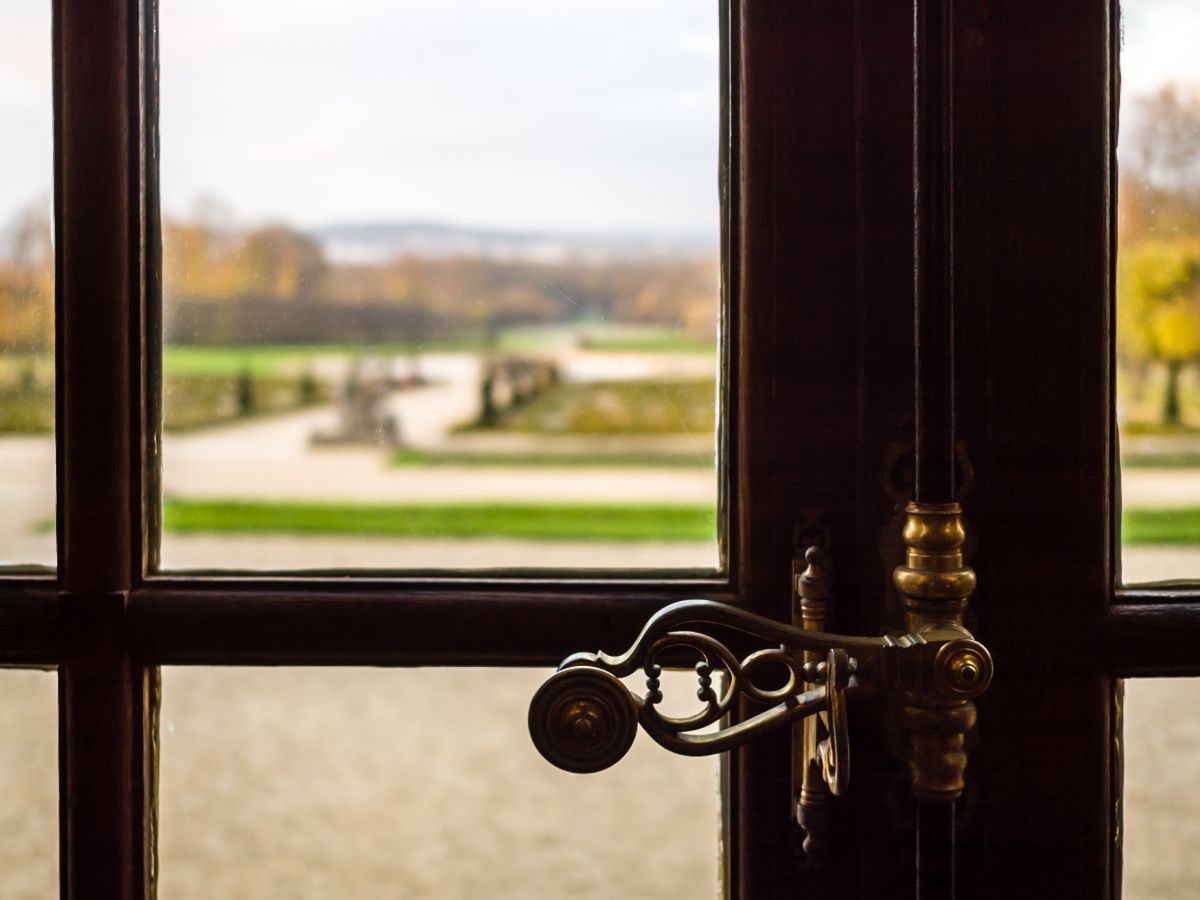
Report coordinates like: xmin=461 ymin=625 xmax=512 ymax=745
xmin=1122 ymin=454 xmax=1200 ymax=469
xmin=392 ymin=449 xmax=712 ymax=469
xmin=1121 ymin=422 xmax=1200 ymax=437
xmin=163 ymin=342 xmax=476 ymax=377
xmin=163 ymin=498 xmax=716 ymax=542
xmin=1123 ymin=507 xmax=1200 ymax=545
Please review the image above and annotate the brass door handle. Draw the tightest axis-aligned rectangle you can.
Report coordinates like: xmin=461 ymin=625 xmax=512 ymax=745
xmin=527 ymin=502 xmax=992 ymax=860
xmin=528 ymin=615 xmax=863 ymax=771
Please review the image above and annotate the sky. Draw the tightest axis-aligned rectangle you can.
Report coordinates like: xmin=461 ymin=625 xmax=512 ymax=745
xmin=0 ymin=0 xmax=720 ymax=236
xmin=2 ymin=1 xmax=1198 ymax=236
xmin=1118 ymin=0 xmax=1200 ymax=166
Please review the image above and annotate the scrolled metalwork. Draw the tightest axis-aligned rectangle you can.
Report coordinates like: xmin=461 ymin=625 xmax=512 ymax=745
xmin=818 ymin=648 xmax=851 ymax=797
xmin=631 ymin=630 xmax=849 ymax=758
xmin=529 ymin=599 xmax=867 ymax=772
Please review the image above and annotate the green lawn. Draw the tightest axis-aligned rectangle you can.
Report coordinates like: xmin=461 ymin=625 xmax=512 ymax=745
xmin=163 ymin=373 xmax=329 ymax=431
xmin=0 ymin=385 xmax=53 ymax=433
xmin=49 ymin=498 xmax=1200 ymax=544
xmin=467 ymin=378 xmax=716 ymax=435
xmin=163 ymin=498 xmax=716 ymax=542
xmin=1124 ymin=507 xmax=1200 ymax=544
xmin=163 ymin=342 xmax=478 ymax=378
xmin=1122 ymin=453 xmax=1200 ymax=469
xmin=164 ymin=346 xmax=325 ymax=377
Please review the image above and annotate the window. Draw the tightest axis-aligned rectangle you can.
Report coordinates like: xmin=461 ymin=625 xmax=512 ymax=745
xmin=0 ymin=2 xmax=1186 ymax=898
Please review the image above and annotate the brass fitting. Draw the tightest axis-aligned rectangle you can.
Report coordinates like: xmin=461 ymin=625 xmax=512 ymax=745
xmin=893 ymin=502 xmax=991 ymax=800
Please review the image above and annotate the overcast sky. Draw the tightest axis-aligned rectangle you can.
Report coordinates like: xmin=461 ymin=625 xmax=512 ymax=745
xmin=2 ymin=1 xmax=1198 ymax=235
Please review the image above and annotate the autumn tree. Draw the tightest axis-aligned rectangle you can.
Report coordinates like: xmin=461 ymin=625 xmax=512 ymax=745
xmin=0 ymin=200 xmax=54 ymax=352
xmin=1118 ymin=83 xmax=1200 ymax=424
xmin=237 ymin=225 xmax=327 ymax=299
xmin=164 ymin=219 xmax=329 ymax=301
xmin=1118 ymin=240 xmax=1200 ymax=425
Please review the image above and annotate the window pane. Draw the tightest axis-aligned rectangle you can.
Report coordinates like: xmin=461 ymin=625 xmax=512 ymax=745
xmin=0 ymin=669 xmax=59 ymax=898
xmin=1122 ymin=678 xmax=1200 ymax=898
xmin=0 ymin=0 xmax=54 ymax=569
xmin=159 ymin=1 xmax=720 ymax=572
xmin=158 ymin=668 xmax=720 ymax=898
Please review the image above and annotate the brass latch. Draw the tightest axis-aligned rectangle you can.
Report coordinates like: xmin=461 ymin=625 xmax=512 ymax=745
xmin=527 ymin=501 xmax=991 ymax=859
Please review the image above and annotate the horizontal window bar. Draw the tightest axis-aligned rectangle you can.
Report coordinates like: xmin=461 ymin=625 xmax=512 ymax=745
xmin=7 ymin=583 xmax=1198 ymax=677
xmin=0 ymin=587 xmax=60 ymax=664
xmin=1098 ymin=598 xmax=1200 ymax=677
xmin=126 ymin=583 xmax=739 ymax=666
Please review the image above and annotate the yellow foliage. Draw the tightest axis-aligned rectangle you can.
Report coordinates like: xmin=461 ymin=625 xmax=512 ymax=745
xmin=1151 ymin=302 xmax=1200 ymax=361
xmin=1118 ymin=238 xmax=1200 ymax=361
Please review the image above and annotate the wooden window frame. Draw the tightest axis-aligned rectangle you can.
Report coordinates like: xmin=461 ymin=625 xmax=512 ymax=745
xmin=5 ymin=0 xmax=1200 ymax=897
xmin=9 ymin=0 xmax=759 ymax=895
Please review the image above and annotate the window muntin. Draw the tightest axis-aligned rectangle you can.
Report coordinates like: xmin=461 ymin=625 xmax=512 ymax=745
xmin=157 ymin=0 xmax=722 ymax=573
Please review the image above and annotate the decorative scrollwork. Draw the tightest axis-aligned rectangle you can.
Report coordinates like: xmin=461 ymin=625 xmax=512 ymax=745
xmin=819 ymin=648 xmax=851 ymax=796
xmin=630 ymin=629 xmax=843 ymax=758
xmin=529 ymin=599 xmax=868 ymax=775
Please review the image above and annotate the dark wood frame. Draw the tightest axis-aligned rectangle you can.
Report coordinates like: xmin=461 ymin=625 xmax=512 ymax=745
xmin=2 ymin=0 xmax=1196 ymax=897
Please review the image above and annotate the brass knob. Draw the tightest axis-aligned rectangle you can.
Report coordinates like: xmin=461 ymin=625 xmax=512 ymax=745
xmin=932 ymin=639 xmax=993 ymax=701
xmin=528 ymin=667 xmax=639 ymax=773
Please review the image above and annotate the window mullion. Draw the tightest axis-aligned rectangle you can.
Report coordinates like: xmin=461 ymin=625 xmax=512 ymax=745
xmin=54 ymin=0 xmax=152 ymax=891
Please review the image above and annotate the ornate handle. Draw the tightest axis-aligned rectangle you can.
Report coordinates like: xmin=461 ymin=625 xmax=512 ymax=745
xmin=528 ymin=633 xmax=857 ymax=774
xmin=528 ymin=504 xmax=992 ymax=861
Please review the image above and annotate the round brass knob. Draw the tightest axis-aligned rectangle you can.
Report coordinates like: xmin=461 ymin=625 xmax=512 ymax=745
xmin=932 ymin=639 xmax=994 ymax=701
xmin=528 ymin=667 xmax=639 ymax=773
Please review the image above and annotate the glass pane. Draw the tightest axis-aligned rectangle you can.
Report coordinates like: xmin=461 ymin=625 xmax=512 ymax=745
xmin=0 ymin=669 xmax=59 ymax=898
xmin=159 ymin=1 xmax=720 ymax=571
xmin=1123 ymin=678 xmax=1200 ymax=898
xmin=0 ymin=0 xmax=54 ymax=568
xmin=158 ymin=668 xmax=720 ymax=898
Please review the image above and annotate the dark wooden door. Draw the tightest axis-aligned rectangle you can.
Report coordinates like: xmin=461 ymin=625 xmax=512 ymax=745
xmin=733 ymin=1 xmax=1135 ymax=898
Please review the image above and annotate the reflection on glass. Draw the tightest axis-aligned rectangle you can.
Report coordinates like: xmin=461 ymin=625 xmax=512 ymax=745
xmin=0 ymin=1 xmax=54 ymax=568
xmin=159 ymin=0 xmax=720 ymax=571
xmin=1123 ymin=679 xmax=1200 ymax=898
xmin=158 ymin=668 xmax=720 ymax=899
xmin=0 ymin=669 xmax=59 ymax=898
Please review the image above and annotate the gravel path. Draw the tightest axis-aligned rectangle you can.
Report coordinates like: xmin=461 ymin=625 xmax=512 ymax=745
xmin=157 ymin=668 xmax=721 ymax=900
xmin=1122 ymin=469 xmax=1200 ymax=507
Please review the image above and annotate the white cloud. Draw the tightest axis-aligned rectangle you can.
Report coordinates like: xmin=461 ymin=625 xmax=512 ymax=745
xmin=157 ymin=0 xmax=720 ymax=234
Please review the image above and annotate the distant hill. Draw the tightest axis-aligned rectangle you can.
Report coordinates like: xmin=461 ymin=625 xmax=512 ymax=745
xmin=312 ymin=221 xmax=717 ymax=265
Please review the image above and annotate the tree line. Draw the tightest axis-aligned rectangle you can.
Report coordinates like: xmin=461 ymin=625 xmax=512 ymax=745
xmin=160 ymin=218 xmax=718 ymax=344
xmin=0 ymin=202 xmax=719 ymax=353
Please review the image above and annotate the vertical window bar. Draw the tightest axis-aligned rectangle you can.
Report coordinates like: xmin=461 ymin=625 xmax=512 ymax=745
xmin=55 ymin=0 xmax=152 ymax=891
